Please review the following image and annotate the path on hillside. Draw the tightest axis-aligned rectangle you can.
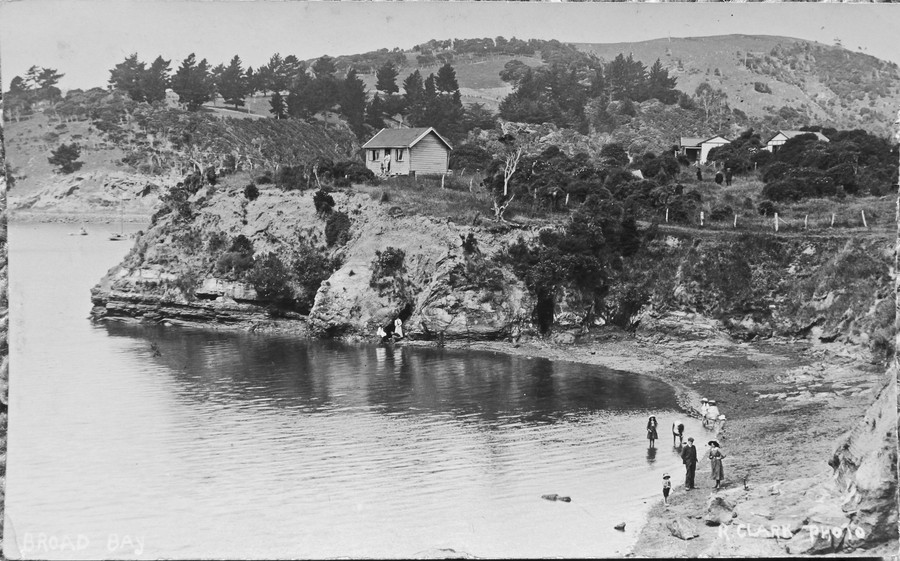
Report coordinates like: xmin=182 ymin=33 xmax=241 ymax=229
xmin=639 ymin=220 xmax=894 ymax=240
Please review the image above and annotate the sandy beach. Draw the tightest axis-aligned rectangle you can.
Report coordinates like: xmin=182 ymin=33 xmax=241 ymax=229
xmin=423 ymin=319 xmax=890 ymax=557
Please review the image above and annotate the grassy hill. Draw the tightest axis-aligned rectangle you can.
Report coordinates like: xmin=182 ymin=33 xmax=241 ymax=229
xmin=158 ymin=35 xmax=899 ymax=136
xmin=575 ymin=35 xmax=900 ymax=136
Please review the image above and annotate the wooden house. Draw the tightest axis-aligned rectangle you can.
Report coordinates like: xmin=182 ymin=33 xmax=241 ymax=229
xmin=764 ymin=130 xmax=829 ymax=154
xmin=362 ymin=127 xmax=452 ymax=176
xmin=679 ymin=135 xmax=731 ymax=164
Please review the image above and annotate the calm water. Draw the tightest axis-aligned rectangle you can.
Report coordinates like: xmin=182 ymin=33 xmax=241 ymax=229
xmin=5 ymin=223 xmax=703 ymax=559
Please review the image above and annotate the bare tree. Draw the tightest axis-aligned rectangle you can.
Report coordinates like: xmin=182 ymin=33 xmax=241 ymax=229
xmin=491 ymin=147 xmax=521 ymax=222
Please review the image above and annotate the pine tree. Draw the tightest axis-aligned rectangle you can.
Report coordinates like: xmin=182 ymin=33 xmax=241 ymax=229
xmin=403 ymin=70 xmax=425 ymax=124
xmin=340 ymin=69 xmax=367 ymax=138
xmin=365 ymin=93 xmax=385 ymax=129
xmin=264 ymin=53 xmax=285 ymax=93
xmin=244 ymin=67 xmax=258 ymax=97
xmin=375 ymin=62 xmax=399 ymax=94
xmin=172 ymin=53 xmax=215 ymax=111
xmin=218 ymin=55 xmax=248 ymax=109
xmin=435 ymin=63 xmax=459 ymax=93
xmin=311 ymin=56 xmax=337 ymax=79
xmin=647 ymin=59 xmax=678 ymax=104
xmin=282 ymin=55 xmax=306 ymax=88
xmin=142 ymin=56 xmax=171 ymax=103
xmin=269 ymin=91 xmax=286 ymax=119
xmin=109 ymin=53 xmax=147 ymax=102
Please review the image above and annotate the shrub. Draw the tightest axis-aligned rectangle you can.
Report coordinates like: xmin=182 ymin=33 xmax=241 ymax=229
xmin=206 ymin=231 xmax=229 ymax=254
xmin=460 ymin=232 xmax=479 ymax=255
xmin=709 ymin=206 xmax=734 ymax=222
xmin=325 ymin=211 xmax=351 ymax=246
xmin=331 ymin=160 xmax=376 ymax=187
xmin=313 ymin=187 xmax=335 ymax=215
xmin=757 ymin=200 xmax=778 ymax=216
xmin=255 ymin=170 xmax=273 ymax=185
xmin=246 ymin=253 xmax=295 ymax=310
xmin=215 ymin=251 xmax=255 ymax=278
xmin=215 ymin=234 xmax=255 ymax=278
xmin=275 ymin=165 xmax=307 ymax=191
xmin=667 ymin=191 xmax=702 ymax=224
xmin=449 ymin=143 xmax=493 ymax=172
xmin=762 ymin=178 xmax=805 ymax=202
xmin=291 ymin=241 xmax=337 ymax=314
xmin=761 ymin=161 xmax=791 ymax=183
xmin=370 ymin=247 xmax=406 ymax=288
xmin=243 ymin=183 xmax=259 ymax=201
xmin=48 ymin=143 xmax=83 ymax=174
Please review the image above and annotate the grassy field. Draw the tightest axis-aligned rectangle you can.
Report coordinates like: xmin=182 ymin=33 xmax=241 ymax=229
xmin=350 ymin=166 xmax=895 ymax=237
xmin=673 ymin=173 xmax=895 ymax=233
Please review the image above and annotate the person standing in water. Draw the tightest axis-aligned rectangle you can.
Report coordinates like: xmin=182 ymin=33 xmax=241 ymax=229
xmin=672 ymin=420 xmax=685 ymax=447
xmin=646 ymin=415 xmax=659 ymax=448
xmin=662 ymin=473 xmax=672 ymax=505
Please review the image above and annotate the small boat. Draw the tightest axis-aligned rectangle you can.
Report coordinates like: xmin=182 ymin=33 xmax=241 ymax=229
xmin=78 ymin=226 xmax=88 ymax=236
xmin=109 ymin=232 xmax=126 ymax=241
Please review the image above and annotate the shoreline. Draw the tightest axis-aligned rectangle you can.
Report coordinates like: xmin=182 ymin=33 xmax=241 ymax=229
xmin=94 ymin=313 xmax=892 ymax=556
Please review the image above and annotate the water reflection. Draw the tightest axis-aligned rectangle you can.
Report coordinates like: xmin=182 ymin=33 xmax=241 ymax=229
xmin=646 ymin=446 xmax=658 ymax=465
xmin=102 ymin=321 xmax=678 ymax=426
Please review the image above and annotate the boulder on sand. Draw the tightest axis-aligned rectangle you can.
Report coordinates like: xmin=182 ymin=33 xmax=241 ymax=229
xmin=704 ymin=495 xmax=736 ymax=526
xmin=667 ymin=517 xmax=699 ymax=540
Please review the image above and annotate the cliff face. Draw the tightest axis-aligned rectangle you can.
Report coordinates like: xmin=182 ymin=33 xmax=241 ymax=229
xmin=828 ymin=367 xmax=898 ymax=548
xmin=91 ymin=184 xmax=895 ymax=361
xmin=91 ymin=183 xmax=535 ymax=339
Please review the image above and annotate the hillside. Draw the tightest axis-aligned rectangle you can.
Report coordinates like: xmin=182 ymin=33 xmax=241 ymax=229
xmin=574 ymin=35 xmax=900 ymax=136
xmin=6 ymin=94 xmax=360 ymax=216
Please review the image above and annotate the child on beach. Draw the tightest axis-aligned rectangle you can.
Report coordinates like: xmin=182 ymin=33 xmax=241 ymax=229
xmin=662 ymin=473 xmax=671 ymax=505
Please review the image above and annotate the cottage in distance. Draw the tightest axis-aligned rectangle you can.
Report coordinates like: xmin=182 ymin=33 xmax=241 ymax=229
xmin=362 ymin=126 xmax=453 ymax=177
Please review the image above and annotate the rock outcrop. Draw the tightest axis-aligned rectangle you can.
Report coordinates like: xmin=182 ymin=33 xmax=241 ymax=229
xmin=827 ymin=366 xmax=898 ymax=549
xmin=91 ymin=184 xmax=534 ymax=340
xmin=666 ymin=517 xmax=699 ymax=540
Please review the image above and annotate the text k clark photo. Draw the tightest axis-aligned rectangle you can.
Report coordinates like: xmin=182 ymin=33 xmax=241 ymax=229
xmin=0 ymin=1 xmax=897 ymax=558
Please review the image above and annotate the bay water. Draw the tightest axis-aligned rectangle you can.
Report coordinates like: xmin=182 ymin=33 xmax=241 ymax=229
xmin=5 ymin=222 xmax=704 ymax=559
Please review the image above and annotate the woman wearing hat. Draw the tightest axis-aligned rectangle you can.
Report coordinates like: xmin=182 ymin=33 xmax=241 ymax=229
xmin=708 ymin=440 xmax=726 ymax=489
xmin=646 ymin=415 xmax=659 ymax=447
xmin=699 ymin=398 xmax=710 ymax=425
xmin=705 ymin=400 xmax=721 ymax=428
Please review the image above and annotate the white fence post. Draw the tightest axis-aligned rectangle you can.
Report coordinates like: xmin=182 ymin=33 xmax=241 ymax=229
xmin=861 ymin=210 xmax=868 ymax=228
xmin=804 ymin=214 xmax=808 ymax=230
xmin=831 ymin=213 xmax=836 ymax=228
xmin=774 ymin=212 xmax=779 ymax=232
xmin=700 ymin=211 xmax=705 ymax=227
xmin=665 ymin=207 xmax=669 ymax=223
xmin=733 ymin=214 xmax=738 ymax=229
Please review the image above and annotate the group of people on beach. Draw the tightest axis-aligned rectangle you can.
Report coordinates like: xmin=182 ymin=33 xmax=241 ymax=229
xmin=646 ymin=400 xmax=728 ymax=505
xmin=376 ymin=318 xmax=404 ymax=343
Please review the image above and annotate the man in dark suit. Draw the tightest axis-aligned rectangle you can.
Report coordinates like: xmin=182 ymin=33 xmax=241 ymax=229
xmin=681 ymin=437 xmax=698 ymax=489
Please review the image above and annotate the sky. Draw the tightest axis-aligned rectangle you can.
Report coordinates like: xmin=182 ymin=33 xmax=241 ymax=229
xmin=2 ymin=0 xmax=900 ymax=91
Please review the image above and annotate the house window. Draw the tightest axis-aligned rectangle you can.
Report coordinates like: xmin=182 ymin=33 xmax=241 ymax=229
xmin=395 ymin=149 xmax=404 ymax=162
xmin=370 ymin=150 xmax=379 ymax=161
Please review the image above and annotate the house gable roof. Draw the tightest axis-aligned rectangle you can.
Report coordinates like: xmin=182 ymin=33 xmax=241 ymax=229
xmin=680 ymin=137 xmax=705 ymax=148
xmin=362 ymin=127 xmax=453 ymax=150
xmin=681 ymin=135 xmax=730 ymax=147
xmin=766 ymin=130 xmax=829 ymax=144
